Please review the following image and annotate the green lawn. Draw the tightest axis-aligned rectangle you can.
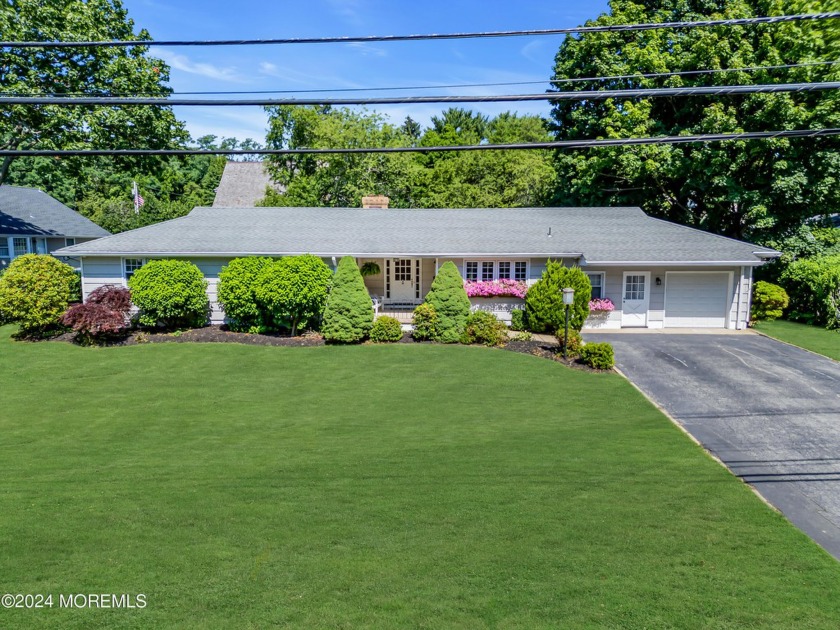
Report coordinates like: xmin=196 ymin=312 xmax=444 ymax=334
xmin=753 ymin=319 xmax=840 ymax=362
xmin=2 ymin=326 xmax=840 ymax=628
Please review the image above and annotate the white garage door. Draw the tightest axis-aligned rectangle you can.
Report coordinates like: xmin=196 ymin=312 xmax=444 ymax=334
xmin=664 ymin=273 xmax=730 ymax=328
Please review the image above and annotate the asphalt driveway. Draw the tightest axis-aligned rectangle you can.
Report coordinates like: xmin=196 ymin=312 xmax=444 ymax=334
xmin=584 ymin=332 xmax=840 ymax=560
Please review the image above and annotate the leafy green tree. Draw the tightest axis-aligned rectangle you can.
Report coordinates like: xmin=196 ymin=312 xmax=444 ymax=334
xmin=322 ymin=256 xmax=374 ymax=343
xmin=262 ymin=106 xmax=424 ymax=208
xmin=128 ymin=260 xmax=209 ymax=329
xmin=0 ymin=0 xmax=187 ymax=185
xmin=0 ymin=254 xmax=78 ymax=336
xmin=218 ymin=257 xmax=274 ymax=332
xmin=780 ymin=253 xmax=840 ymax=328
xmin=254 ymin=255 xmax=333 ymax=336
xmin=423 ymin=262 xmax=471 ymax=343
xmin=549 ymin=0 xmax=840 ymax=241
xmin=525 ymin=262 xmax=591 ymax=334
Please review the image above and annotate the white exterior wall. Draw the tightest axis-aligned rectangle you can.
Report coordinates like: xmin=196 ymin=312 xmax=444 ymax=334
xmin=582 ymin=266 xmax=752 ymax=330
xmin=77 ymin=256 xmax=756 ymax=330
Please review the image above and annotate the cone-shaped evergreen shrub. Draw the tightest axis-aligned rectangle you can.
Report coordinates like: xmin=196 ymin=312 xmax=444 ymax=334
xmin=424 ymin=261 xmax=471 ymax=343
xmin=322 ymin=256 xmax=374 ymax=343
xmin=0 ymin=254 xmax=78 ymax=336
xmin=218 ymin=257 xmax=274 ymax=332
xmin=524 ymin=261 xmax=591 ymax=333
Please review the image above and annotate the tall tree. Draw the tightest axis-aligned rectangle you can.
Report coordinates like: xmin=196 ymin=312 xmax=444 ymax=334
xmin=549 ymin=0 xmax=840 ymax=241
xmin=262 ymin=106 xmax=554 ymax=208
xmin=0 ymin=0 xmax=187 ymax=185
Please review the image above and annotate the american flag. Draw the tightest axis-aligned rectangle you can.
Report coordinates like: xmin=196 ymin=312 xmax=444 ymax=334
xmin=132 ymin=181 xmax=145 ymax=213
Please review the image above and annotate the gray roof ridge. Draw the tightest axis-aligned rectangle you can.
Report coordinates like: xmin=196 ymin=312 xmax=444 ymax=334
xmin=644 ymin=214 xmax=780 ymax=254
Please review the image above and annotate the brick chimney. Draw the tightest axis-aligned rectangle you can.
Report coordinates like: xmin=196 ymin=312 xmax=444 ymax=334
xmin=361 ymin=194 xmax=390 ymax=209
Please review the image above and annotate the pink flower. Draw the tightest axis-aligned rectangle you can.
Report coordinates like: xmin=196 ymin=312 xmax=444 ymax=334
xmin=464 ymin=280 xmax=529 ymax=299
xmin=589 ymin=298 xmax=615 ymax=312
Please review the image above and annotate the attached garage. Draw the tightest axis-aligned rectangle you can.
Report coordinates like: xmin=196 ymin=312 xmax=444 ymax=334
xmin=664 ymin=272 xmax=731 ymax=328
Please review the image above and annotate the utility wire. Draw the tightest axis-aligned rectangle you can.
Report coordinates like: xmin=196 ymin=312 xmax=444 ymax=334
xmin=1 ymin=13 xmax=838 ymax=48
xmin=4 ymin=60 xmax=838 ymax=98
xmin=3 ymin=81 xmax=839 ymax=107
xmin=2 ymin=128 xmax=837 ymax=157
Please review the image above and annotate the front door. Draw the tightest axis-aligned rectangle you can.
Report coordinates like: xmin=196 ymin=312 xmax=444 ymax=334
xmin=387 ymin=258 xmax=418 ymax=304
xmin=621 ymin=272 xmax=650 ymax=327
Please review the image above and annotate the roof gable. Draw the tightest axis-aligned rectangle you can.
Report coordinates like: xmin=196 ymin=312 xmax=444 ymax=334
xmin=0 ymin=186 xmax=110 ymax=238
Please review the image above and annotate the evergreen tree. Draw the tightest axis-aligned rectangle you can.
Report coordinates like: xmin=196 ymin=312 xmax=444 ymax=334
xmin=322 ymin=257 xmax=374 ymax=343
xmin=525 ymin=262 xmax=591 ymax=334
xmin=423 ymin=262 xmax=471 ymax=343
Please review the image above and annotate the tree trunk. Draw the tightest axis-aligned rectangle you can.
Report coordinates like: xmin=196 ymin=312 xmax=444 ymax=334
xmin=0 ymin=155 xmax=13 ymax=186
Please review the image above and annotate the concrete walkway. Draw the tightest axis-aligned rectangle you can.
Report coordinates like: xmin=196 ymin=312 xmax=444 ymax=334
xmin=584 ymin=332 xmax=840 ymax=561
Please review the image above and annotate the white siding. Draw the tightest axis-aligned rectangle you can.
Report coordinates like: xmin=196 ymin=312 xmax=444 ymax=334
xmin=80 ymin=257 xmax=123 ymax=301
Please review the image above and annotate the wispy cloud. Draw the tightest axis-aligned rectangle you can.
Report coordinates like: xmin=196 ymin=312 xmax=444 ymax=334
xmin=258 ymin=61 xmax=365 ymax=89
xmin=520 ymin=39 xmax=549 ymax=64
xmin=346 ymin=42 xmax=387 ymax=57
xmin=325 ymin=0 xmax=365 ymax=25
xmin=151 ymin=48 xmax=246 ymax=83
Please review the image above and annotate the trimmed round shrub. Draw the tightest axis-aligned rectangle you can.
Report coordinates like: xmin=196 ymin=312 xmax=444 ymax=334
xmin=412 ymin=303 xmax=438 ymax=340
xmin=461 ymin=311 xmax=508 ymax=346
xmin=580 ymin=342 xmax=615 ymax=370
xmin=424 ymin=261 xmax=471 ymax=343
xmin=218 ymin=257 xmax=274 ymax=332
xmin=0 ymin=254 xmax=78 ymax=336
xmin=254 ymin=254 xmax=333 ymax=336
xmin=322 ymin=256 xmax=374 ymax=343
xmin=510 ymin=308 xmax=526 ymax=331
xmin=128 ymin=259 xmax=209 ymax=329
xmin=61 ymin=286 xmax=132 ymax=344
xmin=751 ymin=281 xmax=789 ymax=322
xmin=370 ymin=315 xmax=403 ymax=342
xmin=525 ymin=261 xmax=591 ymax=334
xmin=555 ymin=329 xmax=583 ymax=358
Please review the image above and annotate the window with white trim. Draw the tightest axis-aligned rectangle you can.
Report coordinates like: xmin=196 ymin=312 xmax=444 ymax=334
xmin=464 ymin=260 xmax=528 ymax=282
xmin=12 ymin=237 xmax=28 ymax=257
xmin=465 ymin=261 xmax=478 ymax=282
xmin=586 ymin=272 xmax=605 ymax=299
xmin=481 ymin=261 xmax=494 ymax=281
xmin=124 ymin=258 xmax=145 ymax=281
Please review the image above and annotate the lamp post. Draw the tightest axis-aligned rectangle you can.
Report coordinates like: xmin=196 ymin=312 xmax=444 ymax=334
xmin=562 ymin=287 xmax=575 ymax=360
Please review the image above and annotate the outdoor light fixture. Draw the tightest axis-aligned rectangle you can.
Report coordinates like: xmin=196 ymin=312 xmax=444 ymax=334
xmin=656 ymin=277 xmax=662 ymax=286
xmin=561 ymin=287 xmax=575 ymax=360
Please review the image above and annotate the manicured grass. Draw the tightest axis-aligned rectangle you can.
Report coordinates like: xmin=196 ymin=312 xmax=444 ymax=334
xmin=753 ymin=319 xmax=840 ymax=362
xmin=2 ymin=326 xmax=840 ymax=628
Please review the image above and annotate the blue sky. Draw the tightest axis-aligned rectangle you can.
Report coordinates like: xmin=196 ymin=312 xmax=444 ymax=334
xmin=121 ymin=0 xmax=610 ymax=143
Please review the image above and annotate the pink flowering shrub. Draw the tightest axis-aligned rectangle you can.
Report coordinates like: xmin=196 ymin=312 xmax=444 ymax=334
xmin=589 ymin=298 xmax=615 ymax=312
xmin=464 ymin=279 xmax=528 ymax=299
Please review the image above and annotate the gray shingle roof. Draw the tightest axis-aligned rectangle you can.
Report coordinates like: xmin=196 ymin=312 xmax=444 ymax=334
xmin=212 ymin=162 xmax=283 ymax=207
xmin=0 ymin=186 xmax=110 ymax=238
xmin=55 ymin=206 xmax=779 ymax=264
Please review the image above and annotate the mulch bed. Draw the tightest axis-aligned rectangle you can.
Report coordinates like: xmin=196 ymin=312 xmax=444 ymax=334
xmin=42 ymin=326 xmax=609 ymax=371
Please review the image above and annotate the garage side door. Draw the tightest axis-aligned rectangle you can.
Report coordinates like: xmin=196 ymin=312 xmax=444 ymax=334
xmin=664 ymin=273 xmax=730 ymax=328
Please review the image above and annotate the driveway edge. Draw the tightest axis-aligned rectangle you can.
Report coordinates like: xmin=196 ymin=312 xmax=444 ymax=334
xmin=613 ymin=365 xmax=781 ymax=514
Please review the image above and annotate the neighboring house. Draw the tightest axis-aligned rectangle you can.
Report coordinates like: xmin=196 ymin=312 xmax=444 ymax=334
xmin=0 ymin=185 xmax=110 ymax=270
xmin=55 ymin=196 xmax=779 ymax=330
xmin=212 ymin=161 xmax=284 ymax=207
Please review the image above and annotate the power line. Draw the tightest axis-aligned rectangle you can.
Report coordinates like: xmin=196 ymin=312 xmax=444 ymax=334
xmin=2 ymin=128 xmax=838 ymax=157
xmin=2 ymin=13 xmax=838 ymax=49
xmin=5 ymin=60 xmax=839 ymax=98
xmin=2 ymin=81 xmax=839 ymax=107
